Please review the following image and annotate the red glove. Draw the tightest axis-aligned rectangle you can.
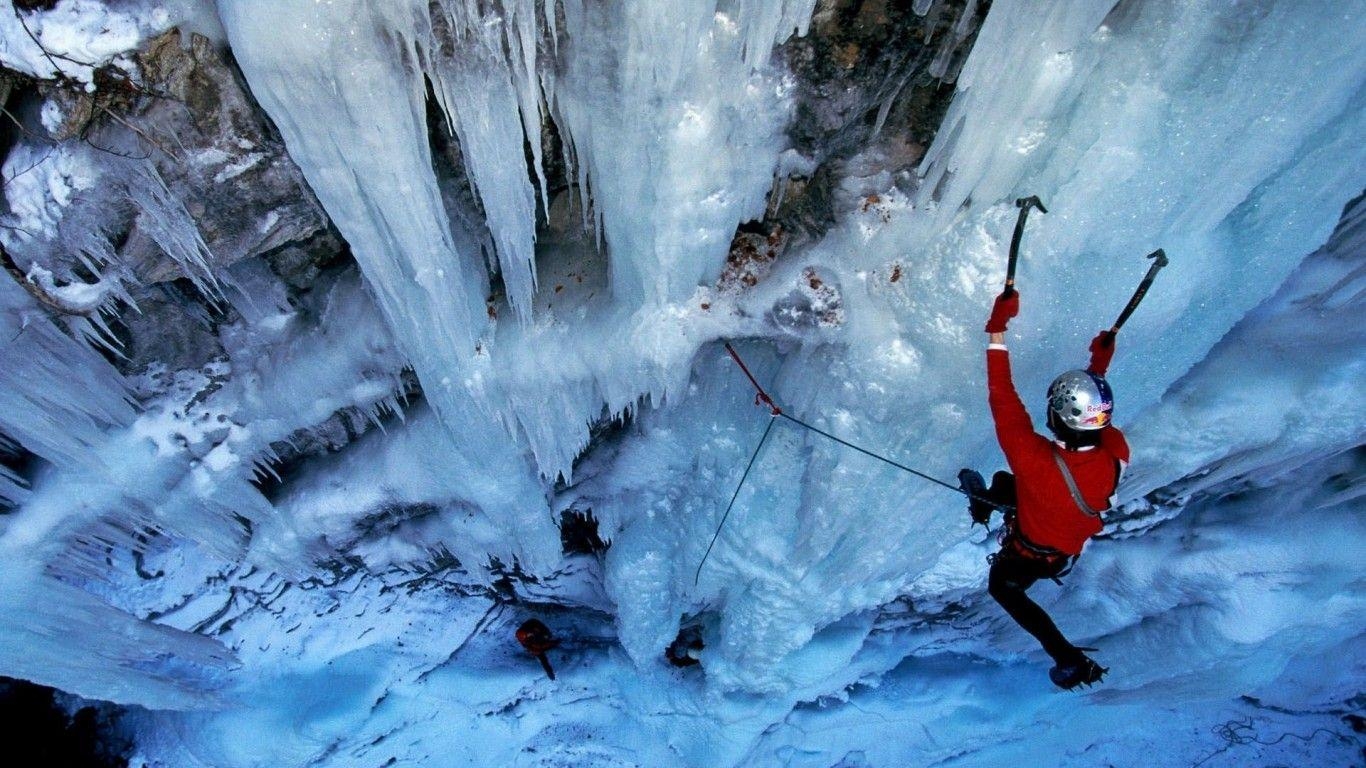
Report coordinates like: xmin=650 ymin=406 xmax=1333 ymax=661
xmin=1088 ymin=330 xmax=1116 ymax=375
xmin=984 ymin=289 xmax=1019 ymax=333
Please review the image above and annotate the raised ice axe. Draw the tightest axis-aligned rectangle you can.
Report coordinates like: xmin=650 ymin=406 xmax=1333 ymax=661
xmin=1005 ymin=195 xmax=1048 ymax=294
xmin=1109 ymin=248 xmax=1169 ymax=335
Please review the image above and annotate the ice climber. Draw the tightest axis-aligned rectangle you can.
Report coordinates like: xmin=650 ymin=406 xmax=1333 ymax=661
xmin=959 ymin=288 xmax=1130 ymax=690
xmin=516 ymin=618 xmax=559 ymax=680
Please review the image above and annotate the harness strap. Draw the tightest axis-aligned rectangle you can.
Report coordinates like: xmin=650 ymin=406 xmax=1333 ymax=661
xmin=1012 ymin=530 xmax=1067 ymax=559
xmin=1051 ymin=446 xmax=1103 ymax=518
xmin=991 ymin=525 xmax=1077 ymax=584
xmin=997 ymin=515 xmax=1067 ymax=560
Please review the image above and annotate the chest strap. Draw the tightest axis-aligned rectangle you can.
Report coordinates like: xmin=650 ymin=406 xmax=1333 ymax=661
xmin=1051 ymin=446 xmax=1103 ymax=518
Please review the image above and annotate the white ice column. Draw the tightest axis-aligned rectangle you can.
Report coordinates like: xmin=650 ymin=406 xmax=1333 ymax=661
xmin=552 ymin=0 xmax=804 ymax=309
xmin=218 ymin=0 xmax=492 ymax=423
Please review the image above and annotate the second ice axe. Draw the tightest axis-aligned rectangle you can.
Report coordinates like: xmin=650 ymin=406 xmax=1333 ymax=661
xmin=1110 ymin=248 xmax=1169 ymax=335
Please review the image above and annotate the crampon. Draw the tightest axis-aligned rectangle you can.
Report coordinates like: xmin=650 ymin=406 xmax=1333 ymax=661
xmin=1049 ymin=650 xmax=1108 ymax=691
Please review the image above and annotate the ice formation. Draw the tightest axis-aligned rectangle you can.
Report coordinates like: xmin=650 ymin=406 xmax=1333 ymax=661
xmin=219 ymin=0 xmax=816 ymax=479
xmin=0 ymin=0 xmax=1361 ymax=764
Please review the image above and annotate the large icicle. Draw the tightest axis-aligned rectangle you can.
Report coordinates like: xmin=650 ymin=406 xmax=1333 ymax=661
xmin=914 ymin=0 xmax=1122 ymax=221
xmin=472 ymin=0 xmax=808 ymax=476
xmin=0 ymin=565 xmax=233 ymax=710
xmin=552 ymin=0 xmax=802 ymax=309
xmin=219 ymin=0 xmax=493 ymax=420
xmin=221 ymin=0 xmax=816 ymax=482
xmin=423 ymin=0 xmax=546 ymax=321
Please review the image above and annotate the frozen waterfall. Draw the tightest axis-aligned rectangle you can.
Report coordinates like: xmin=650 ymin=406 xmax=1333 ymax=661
xmin=0 ymin=0 xmax=1362 ymax=764
xmin=219 ymin=0 xmax=816 ymax=479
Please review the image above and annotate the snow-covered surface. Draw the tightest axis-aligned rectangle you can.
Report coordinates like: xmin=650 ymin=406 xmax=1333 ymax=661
xmin=0 ymin=141 xmax=99 ymax=236
xmin=0 ymin=0 xmax=1361 ymax=764
xmin=0 ymin=0 xmax=170 ymax=85
xmin=109 ymin=441 xmax=1366 ymax=766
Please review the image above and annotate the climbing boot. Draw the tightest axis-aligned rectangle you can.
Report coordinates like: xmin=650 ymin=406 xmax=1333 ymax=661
xmin=958 ymin=468 xmax=994 ymax=526
xmin=1049 ymin=650 xmax=1108 ymax=691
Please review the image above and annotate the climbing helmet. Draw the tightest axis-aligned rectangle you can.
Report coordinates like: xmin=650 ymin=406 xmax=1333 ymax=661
xmin=1047 ymin=369 xmax=1114 ymax=431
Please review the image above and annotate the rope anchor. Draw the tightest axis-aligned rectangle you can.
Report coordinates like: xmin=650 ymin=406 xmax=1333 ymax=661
xmin=725 ymin=343 xmax=780 ymax=415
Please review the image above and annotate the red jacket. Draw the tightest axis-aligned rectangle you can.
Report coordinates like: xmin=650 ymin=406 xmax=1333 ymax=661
xmin=987 ymin=347 xmax=1129 ymax=555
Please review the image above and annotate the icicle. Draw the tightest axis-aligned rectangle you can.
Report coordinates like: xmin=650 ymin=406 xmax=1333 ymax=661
xmin=427 ymin=59 xmax=540 ymax=321
xmin=871 ymin=71 xmax=913 ymax=138
xmin=222 ymin=0 xmax=819 ymax=486
xmin=251 ymin=458 xmax=281 ymax=483
xmin=220 ymin=0 xmax=494 ymax=456
xmin=928 ymin=0 xmax=980 ymax=82
xmin=121 ymin=160 xmax=221 ymax=297
xmin=956 ymin=0 xmax=980 ymax=35
xmin=0 ymin=284 xmax=134 ymax=472
xmin=927 ymin=32 xmax=957 ymax=80
xmin=71 ymin=311 xmax=126 ymax=356
xmin=547 ymin=0 xmax=805 ymax=311
xmin=0 ymin=567 xmax=240 ymax=709
xmin=732 ymin=0 xmax=819 ymax=70
xmin=508 ymin=0 xmax=552 ymax=221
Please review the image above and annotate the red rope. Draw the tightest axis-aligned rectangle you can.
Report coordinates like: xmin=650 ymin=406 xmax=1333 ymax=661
xmin=724 ymin=342 xmax=781 ymax=415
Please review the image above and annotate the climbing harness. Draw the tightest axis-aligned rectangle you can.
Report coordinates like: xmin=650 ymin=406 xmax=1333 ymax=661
xmin=989 ymin=514 xmax=1077 ymax=584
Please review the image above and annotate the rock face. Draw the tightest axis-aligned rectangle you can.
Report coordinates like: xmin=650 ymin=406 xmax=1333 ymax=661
xmin=766 ymin=0 xmax=986 ymax=245
xmin=120 ymin=31 xmax=326 ymax=285
xmin=27 ymin=29 xmax=328 ymax=287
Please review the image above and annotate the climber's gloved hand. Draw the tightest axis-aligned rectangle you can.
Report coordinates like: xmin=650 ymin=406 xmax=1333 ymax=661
xmin=984 ymin=289 xmax=1019 ymax=334
xmin=1088 ymin=330 xmax=1116 ymax=376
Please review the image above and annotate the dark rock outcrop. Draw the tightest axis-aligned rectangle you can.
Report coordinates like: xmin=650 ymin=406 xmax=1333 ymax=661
xmin=119 ymin=31 xmax=327 ymax=285
xmin=768 ymin=0 xmax=988 ymax=244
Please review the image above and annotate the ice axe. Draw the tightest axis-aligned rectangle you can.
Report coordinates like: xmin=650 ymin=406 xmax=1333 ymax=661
xmin=1005 ymin=195 xmax=1048 ymax=293
xmin=1108 ymin=248 xmax=1169 ymax=338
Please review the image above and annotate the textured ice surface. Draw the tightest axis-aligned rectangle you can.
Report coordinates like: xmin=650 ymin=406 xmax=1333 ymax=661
xmin=631 ymin=0 xmax=1366 ymax=687
xmin=1123 ymin=192 xmax=1366 ymax=502
xmin=0 ymin=274 xmax=133 ymax=473
xmin=208 ymin=0 xmax=1366 ymax=703
xmin=0 ymin=0 xmax=1361 ymax=760
xmin=113 ymin=441 xmax=1366 ymax=766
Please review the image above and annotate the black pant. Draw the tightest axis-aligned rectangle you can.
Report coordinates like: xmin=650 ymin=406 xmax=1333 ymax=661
xmin=981 ymin=470 xmax=1079 ymax=665
xmin=987 ymin=549 xmax=1078 ymax=664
